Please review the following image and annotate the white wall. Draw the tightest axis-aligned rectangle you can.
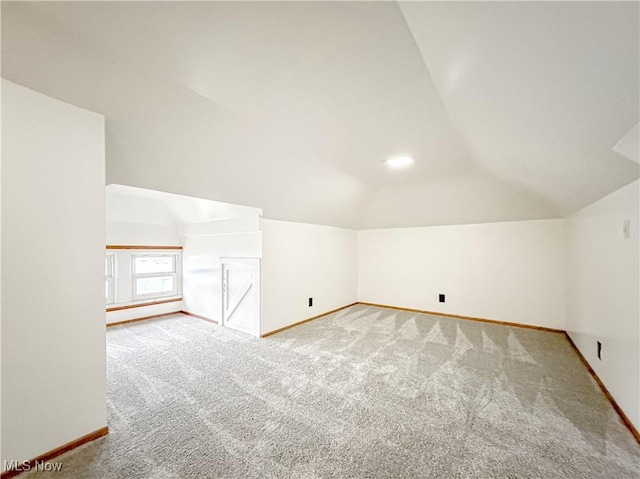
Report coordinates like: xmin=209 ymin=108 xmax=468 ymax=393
xmin=182 ymin=232 xmax=262 ymax=322
xmin=358 ymin=219 xmax=565 ymax=330
xmin=260 ymin=219 xmax=358 ymax=335
xmin=106 ymin=222 xmax=179 ymax=246
xmin=106 ymin=191 xmax=180 ymax=245
xmin=106 ymin=300 xmax=184 ymax=325
xmin=179 ymin=216 xmax=259 ymax=237
xmin=565 ymin=180 xmax=639 ymax=430
xmin=1 ymin=80 xmax=106 ymax=466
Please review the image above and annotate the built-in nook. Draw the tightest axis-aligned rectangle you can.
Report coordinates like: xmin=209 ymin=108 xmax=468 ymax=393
xmin=105 ymin=185 xmax=262 ymax=330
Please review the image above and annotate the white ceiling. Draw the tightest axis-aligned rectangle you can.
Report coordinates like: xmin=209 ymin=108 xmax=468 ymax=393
xmin=614 ymin=123 xmax=640 ymax=165
xmin=2 ymin=1 xmax=638 ymax=229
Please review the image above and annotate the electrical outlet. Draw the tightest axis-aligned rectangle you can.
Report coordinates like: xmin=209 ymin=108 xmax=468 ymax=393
xmin=597 ymin=341 xmax=602 ymax=360
xmin=308 ymin=297 xmax=313 ymax=307
xmin=439 ymin=294 xmax=445 ymax=303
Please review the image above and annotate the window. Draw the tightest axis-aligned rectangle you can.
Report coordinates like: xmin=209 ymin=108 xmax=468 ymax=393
xmin=105 ymin=247 xmax=183 ymax=308
xmin=132 ymin=254 xmax=180 ymax=300
xmin=105 ymin=254 xmax=116 ymax=304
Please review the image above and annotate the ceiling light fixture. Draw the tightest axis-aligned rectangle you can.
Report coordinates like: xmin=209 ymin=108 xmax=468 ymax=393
xmin=383 ymin=156 xmax=415 ymax=169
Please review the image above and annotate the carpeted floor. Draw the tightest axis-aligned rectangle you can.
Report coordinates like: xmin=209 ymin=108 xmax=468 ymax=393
xmin=23 ymin=305 xmax=640 ymax=478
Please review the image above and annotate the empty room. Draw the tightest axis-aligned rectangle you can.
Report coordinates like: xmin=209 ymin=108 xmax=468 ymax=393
xmin=1 ymin=1 xmax=639 ymax=478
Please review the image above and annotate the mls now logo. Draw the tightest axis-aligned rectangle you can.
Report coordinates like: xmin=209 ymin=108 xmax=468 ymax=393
xmin=4 ymin=460 xmax=63 ymax=472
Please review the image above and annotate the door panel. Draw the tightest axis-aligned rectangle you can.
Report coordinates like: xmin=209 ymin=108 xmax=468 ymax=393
xmin=221 ymin=258 xmax=260 ymax=336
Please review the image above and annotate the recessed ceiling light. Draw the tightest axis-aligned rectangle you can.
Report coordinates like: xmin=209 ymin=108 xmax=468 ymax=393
xmin=383 ymin=156 xmax=415 ymax=169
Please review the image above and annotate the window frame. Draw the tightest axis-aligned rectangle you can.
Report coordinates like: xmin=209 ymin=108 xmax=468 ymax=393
xmin=130 ymin=253 xmax=181 ymax=301
xmin=105 ymin=253 xmax=116 ymax=304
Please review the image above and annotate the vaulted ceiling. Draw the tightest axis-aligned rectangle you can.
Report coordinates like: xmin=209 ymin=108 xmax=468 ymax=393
xmin=2 ymin=1 xmax=638 ymax=228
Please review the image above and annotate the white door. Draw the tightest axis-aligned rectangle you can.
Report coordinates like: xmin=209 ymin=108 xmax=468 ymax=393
xmin=220 ymin=257 xmax=260 ymax=337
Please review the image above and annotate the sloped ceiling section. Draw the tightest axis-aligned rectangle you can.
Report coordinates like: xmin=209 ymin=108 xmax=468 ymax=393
xmin=399 ymin=1 xmax=639 ymax=217
xmin=106 ymin=185 xmax=261 ymax=226
xmin=2 ymin=2 xmax=638 ymax=229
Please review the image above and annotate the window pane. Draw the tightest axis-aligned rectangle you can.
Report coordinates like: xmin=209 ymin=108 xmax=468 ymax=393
xmin=136 ymin=276 xmax=174 ymax=295
xmin=105 ymin=280 xmax=109 ymax=298
xmin=105 ymin=254 xmax=114 ymax=276
xmin=134 ymin=256 xmax=175 ymax=274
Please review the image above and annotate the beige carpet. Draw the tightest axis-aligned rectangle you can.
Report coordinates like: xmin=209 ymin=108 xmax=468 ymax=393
xmin=21 ymin=305 xmax=640 ymax=478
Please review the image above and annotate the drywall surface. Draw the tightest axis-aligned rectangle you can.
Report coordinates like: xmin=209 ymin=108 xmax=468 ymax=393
xmin=106 ymin=221 xmax=179 ymax=246
xmin=179 ymin=216 xmax=260 ymax=237
xmin=106 ymin=191 xmax=180 ymax=245
xmin=1 ymin=80 xmax=106 ymax=466
xmin=358 ymin=219 xmax=565 ymax=329
xmin=565 ymin=180 xmax=639 ymax=430
xmin=182 ymin=232 xmax=262 ymax=322
xmin=260 ymin=219 xmax=357 ymax=335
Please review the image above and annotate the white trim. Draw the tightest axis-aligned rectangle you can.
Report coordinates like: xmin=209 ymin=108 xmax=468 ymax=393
xmin=131 ymin=252 xmax=181 ymax=300
xmin=105 ymin=253 xmax=116 ymax=304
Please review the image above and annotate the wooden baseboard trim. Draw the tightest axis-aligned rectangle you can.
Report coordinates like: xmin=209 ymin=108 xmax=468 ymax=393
xmin=1 ymin=426 xmax=108 ymax=478
xmin=180 ymin=310 xmax=218 ymax=324
xmin=563 ymin=332 xmax=640 ymax=444
xmin=106 ymin=297 xmax=182 ymax=312
xmin=261 ymin=303 xmax=358 ymax=338
xmin=107 ymin=312 xmax=180 ymax=327
xmin=357 ymin=302 xmax=565 ymax=334
xmin=106 ymin=245 xmax=182 ymax=250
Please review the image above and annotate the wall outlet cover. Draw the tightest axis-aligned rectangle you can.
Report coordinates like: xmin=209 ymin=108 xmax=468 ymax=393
xmin=623 ymin=219 xmax=631 ymax=239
